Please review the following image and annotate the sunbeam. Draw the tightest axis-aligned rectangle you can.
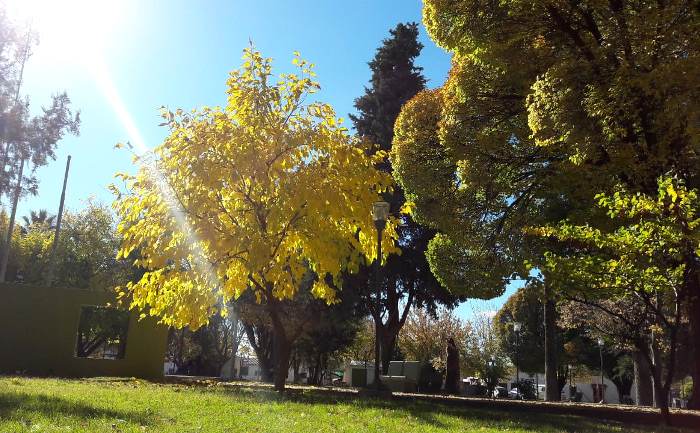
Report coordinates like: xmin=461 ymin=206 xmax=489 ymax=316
xmin=90 ymin=57 xmax=221 ymax=292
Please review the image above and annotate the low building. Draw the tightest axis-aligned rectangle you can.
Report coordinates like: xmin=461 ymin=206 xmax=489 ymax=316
xmin=503 ymin=372 xmax=621 ymax=403
xmin=0 ymin=284 xmax=168 ymax=380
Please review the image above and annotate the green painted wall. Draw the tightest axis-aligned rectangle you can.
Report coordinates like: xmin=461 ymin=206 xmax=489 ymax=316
xmin=0 ymin=284 xmax=167 ymax=379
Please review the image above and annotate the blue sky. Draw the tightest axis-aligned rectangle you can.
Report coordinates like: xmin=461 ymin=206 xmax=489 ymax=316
xmin=16 ymin=0 xmax=516 ymax=319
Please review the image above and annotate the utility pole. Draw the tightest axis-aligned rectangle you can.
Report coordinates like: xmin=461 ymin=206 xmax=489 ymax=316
xmin=44 ymin=155 xmax=71 ymax=286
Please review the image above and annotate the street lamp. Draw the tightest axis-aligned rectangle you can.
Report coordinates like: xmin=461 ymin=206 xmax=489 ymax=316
xmin=487 ymin=356 xmax=496 ymax=398
xmin=597 ymin=337 xmax=605 ymax=403
xmin=513 ymin=321 xmax=522 ymax=394
xmin=371 ymin=201 xmax=390 ymax=391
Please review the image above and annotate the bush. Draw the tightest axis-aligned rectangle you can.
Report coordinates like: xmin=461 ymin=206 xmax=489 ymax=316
xmin=418 ymin=363 xmax=443 ymax=394
xmin=515 ymin=379 xmax=537 ymax=400
xmin=681 ymin=377 xmax=693 ymax=400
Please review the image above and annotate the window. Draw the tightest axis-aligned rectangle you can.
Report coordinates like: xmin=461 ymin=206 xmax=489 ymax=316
xmin=75 ymin=306 xmax=129 ymax=360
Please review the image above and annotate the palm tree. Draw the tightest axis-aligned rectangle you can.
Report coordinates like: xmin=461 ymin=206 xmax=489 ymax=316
xmin=22 ymin=209 xmax=56 ymax=230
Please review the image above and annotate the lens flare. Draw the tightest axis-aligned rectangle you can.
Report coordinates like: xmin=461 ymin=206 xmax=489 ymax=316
xmin=5 ymin=0 xmax=123 ymax=63
xmin=90 ymin=57 xmax=221 ymax=290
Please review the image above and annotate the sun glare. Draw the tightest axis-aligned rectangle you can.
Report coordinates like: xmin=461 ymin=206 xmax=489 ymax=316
xmin=6 ymin=0 xmax=123 ymax=62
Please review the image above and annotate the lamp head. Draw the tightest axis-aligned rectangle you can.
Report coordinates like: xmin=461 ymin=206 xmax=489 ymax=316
xmin=372 ymin=201 xmax=390 ymax=223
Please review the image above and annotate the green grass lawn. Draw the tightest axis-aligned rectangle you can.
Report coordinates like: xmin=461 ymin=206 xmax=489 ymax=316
xmin=0 ymin=376 xmax=691 ymax=433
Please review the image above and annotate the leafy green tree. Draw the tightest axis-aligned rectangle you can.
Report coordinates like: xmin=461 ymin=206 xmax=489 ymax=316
xmin=494 ymin=285 xmax=638 ymax=402
xmin=342 ymin=318 xmax=375 ymax=369
xmin=167 ymin=307 xmax=245 ymax=377
xmin=0 ymin=5 xmax=80 ymax=282
xmin=535 ymin=176 xmax=695 ymax=420
xmin=393 ymin=0 xmax=700 ymax=403
xmin=1 ymin=201 xmax=134 ymax=290
xmin=349 ymin=22 xmax=459 ymax=375
xmin=494 ymin=285 xmax=547 ymax=375
xmin=21 ymin=209 xmax=55 ymax=230
xmin=462 ymin=312 xmax=509 ymax=397
xmin=293 ymin=288 xmax=362 ymax=385
xmin=398 ymin=307 xmax=468 ymax=370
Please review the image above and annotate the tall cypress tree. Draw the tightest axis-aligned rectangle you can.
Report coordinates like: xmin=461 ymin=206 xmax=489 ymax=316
xmin=348 ymin=23 xmax=459 ymax=374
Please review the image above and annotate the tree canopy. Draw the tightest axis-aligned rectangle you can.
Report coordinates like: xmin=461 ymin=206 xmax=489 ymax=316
xmin=113 ymin=48 xmax=395 ymax=390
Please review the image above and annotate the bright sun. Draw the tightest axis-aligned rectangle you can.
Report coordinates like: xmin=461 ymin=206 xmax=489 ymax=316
xmin=5 ymin=0 xmax=124 ymax=62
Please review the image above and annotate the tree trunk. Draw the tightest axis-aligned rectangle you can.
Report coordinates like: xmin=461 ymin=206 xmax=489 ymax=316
xmin=268 ymin=299 xmax=291 ymax=392
xmin=557 ymin=365 xmax=569 ymax=398
xmin=272 ymin=331 xmax=291 ymax=392
xmin=0 ymin=158 xmax=23 ymax=282
xmin=292 ymin=356 xmax=301 ymax=384
xmin=543 ymin=285 xmax=560 ymax=401
xmin=633 ymin=351 xmax=654 ymax=406
xmin=685 ymin=265 xmax=700 ymax=410
xmin=380 ymin=331 xmax=397 ymax=375
xmin=242 ymin=322 xmax=274 ymax=382
xmin=652 ymin=367 xmax=671 ymax=425
xmin=445 ymin=338 xmax=460 ymax=395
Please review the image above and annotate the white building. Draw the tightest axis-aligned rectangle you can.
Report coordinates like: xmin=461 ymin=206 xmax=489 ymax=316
xmin=342 ymin=361 xmax=376 ymax=387
xmin=503 ymin=372 xmax=621 ymax=403
xmin=220 ymin=356 xmax=265 ymax=381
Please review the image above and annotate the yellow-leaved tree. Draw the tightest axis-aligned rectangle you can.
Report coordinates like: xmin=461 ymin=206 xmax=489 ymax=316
xmin=112 ymin=48 xmax=395 ymax=390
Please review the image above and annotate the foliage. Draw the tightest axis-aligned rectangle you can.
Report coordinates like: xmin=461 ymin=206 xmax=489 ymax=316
xmin=396 ymin=0 xmax=700 ymax=407
xmin=347 ymin=22 xmax=456 ymax=374
xmin=493 ymin=284 xmax=547 ymax=374
xmin=534 ymin=176 xmax=698 ymax=301
xmin=75 ymin=306 xmax=129 ymax=359
xmin=167 ymin=306 xmax=245 ymax=377
xmin=534 ymin=176 xmax=696 ymax=415
xmin=0 ymin=4 xmax=80 ymax=201
xmin=350 ymin=22 xmax=426 ymax=152
xmin=21 ymin=209 xmax=55 ymax=230
xmin=514 ymin=379 xmax=537 ymax=400
xmin=292 ymin=286 xmax=363 ymax=385
xmin=398 ymin=307 xmax=469 ymax=371
xmin=342 ymin=318 xmax=375 ymax=366
xmin=113 ymin=47 xmax=394 ymax=330
xmin=0 ymin=202 xmax=134 ymax=290
xmin=417 ymin=363 xmax=443 ymax=394
xmin=462 ymin=312 xmax=509 ymax=396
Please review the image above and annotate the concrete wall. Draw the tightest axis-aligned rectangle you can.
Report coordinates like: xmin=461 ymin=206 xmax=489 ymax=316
xmin=0 ymin=284 xmax=167 ymax=379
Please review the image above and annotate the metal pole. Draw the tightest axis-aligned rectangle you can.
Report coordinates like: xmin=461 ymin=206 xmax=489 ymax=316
xmin=516 ymin=330 xmax=520 ymax=390
xmin=373 ymin=222 xmax=384 ymax=390
xmin=600 ymin=345 xmax=604 ymax=403
xmin=45 ymin=155 xmax=71 ymax=286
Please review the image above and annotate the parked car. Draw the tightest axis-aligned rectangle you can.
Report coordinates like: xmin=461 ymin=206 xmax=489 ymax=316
xmin=492 ymin=386 xmax=508 ymax=398
xmin=509 ymin=387 xmax=523 ymax=399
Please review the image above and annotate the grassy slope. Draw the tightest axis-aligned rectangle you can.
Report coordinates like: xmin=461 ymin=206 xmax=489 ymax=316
xmin=0 ymin=377 xmax=691 ymax=433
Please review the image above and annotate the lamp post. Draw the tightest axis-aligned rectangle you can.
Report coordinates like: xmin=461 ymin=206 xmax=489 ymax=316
xmin=513 ymin=321 xmax=522 ymax=396
xmin=371 ymin=201 xmax=390 ymax=391
xmin=487 ymin=356 xmax=496 ymax=398
xmin=597 ymin=337 xmax=605 ymax=403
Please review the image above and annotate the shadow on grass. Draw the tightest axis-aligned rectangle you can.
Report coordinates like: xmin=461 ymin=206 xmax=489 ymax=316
xmin=213 ymin=385 xmax=674 ymax=433
xmin=0 ymin=391 xmax=155 ymax=426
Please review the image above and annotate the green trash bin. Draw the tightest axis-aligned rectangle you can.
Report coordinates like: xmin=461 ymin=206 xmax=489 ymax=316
xmin=351 ymin=367 xmax=368 ymax=387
